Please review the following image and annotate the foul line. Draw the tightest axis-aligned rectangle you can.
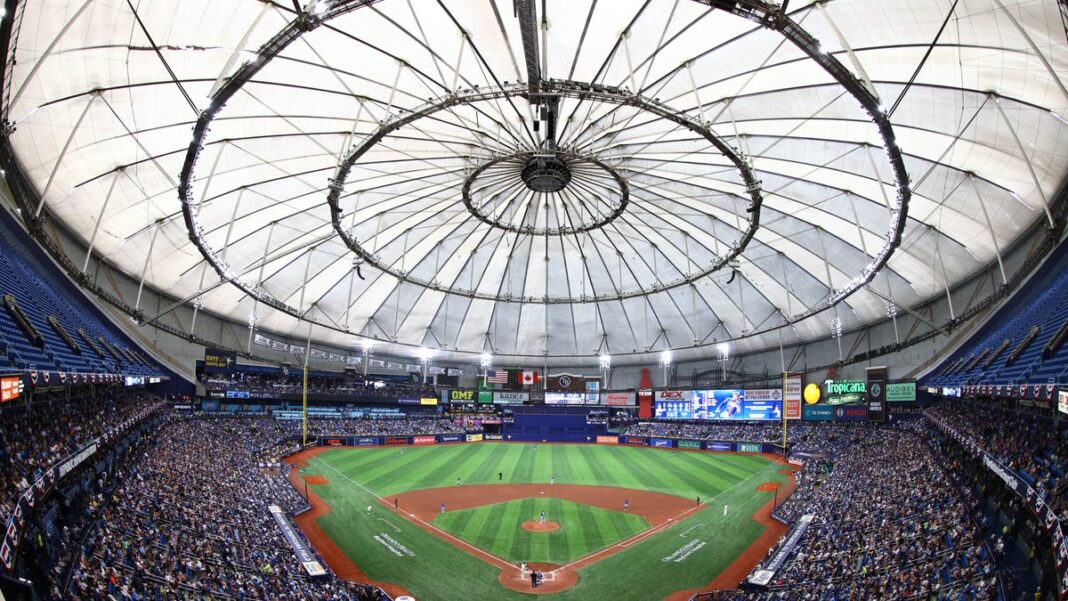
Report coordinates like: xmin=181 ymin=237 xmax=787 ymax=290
xmin=680 ymin=523 xmax=703 ymax=538
xmin=378 ymin=517 xmax=402 ymax=532
xmin=309 ymin=455 xmax=517 ymax=571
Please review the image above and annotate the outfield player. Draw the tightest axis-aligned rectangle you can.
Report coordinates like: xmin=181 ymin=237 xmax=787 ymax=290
xmin=624 ymin=498 xmax=629 ymax=512
xmin=723 ymin=503 xmax=729 ymax=517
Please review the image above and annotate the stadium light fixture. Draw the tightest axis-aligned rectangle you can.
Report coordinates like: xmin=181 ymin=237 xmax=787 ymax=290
xmin=418 ymin=346 xmax=433 ymax=363
xmin=659 ymin=349 xmax=672 ymax=366
xmin=598 ymin=353 xmax=612 ymax=371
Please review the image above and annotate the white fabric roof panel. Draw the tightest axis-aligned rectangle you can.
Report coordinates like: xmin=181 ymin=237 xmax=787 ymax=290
xmin=3 ymin=0 xmax=1066 ymax=364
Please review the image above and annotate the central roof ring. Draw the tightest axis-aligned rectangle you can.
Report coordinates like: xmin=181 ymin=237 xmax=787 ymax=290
xmin=462 ymin=149 xmax=629 ymax=236
xmin=521 ymin=155 xmax=571 ymax=192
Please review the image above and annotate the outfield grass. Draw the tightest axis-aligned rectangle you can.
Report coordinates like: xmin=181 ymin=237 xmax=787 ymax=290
xmin=302 ymin=443 xmax=788 ymax=600
xmin=434 ymin=498 xmax=649 ymax=563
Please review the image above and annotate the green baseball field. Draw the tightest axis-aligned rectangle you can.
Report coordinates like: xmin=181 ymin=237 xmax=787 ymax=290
xmin=290 ymin=443 xmax=792 ymax=600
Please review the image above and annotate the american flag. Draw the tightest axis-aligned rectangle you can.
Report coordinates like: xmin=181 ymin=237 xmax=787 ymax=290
xmin=486 ymin=369 xmax=508 ymax=384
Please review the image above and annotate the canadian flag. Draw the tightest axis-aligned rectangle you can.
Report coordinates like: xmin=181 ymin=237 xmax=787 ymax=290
xmin=521 ymin=370 xmax=539 ymax=386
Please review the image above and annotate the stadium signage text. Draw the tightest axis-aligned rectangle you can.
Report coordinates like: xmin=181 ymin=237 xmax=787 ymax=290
xmin=465 ymin=434 xmax=483 ymax=442
xmin=440 ymin=434 xmax=462 ymax=443
xmin=596 ymin=435 xmax=619 ymax=444
xmin=651 ymin=438 xmax=673 ymax=448
xmin=443 ymin=389 xmax=475 ymax=402
xmin=678 ymin=440 xmax=702 ymax=449
xmin=824 ymin=380 xmax=865 ymax=395
xmin=412 ymin=435 xmax=436 ymax=445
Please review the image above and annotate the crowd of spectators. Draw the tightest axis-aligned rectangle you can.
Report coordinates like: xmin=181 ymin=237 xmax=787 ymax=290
xmin=735 ymin=422 xmax=1001 ymax=600
xmin=619 ymin=421 xmax=784 ymax=442
xmin=925 ymin=400 xmax=1068 ymax=527
xmin=0 ymin=391 xmax=163 ymax=539
xmin=62 ymin=415 xmax=386 ymax=600
xmin=200 ymin=372 xmax=436 ymax=400
xmin=275 ymin=415 xmax=468 ymax=437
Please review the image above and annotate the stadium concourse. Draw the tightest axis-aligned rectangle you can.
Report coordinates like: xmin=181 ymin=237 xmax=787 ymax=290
xmin=1 ymin=0 xmax=1068 ymax=600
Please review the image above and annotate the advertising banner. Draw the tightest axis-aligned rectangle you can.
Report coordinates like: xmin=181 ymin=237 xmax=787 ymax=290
xmin=886 ymin=381 xmax=916 ymax=402
xmin=412 ymin=435 xmax=436 ymax=445
xmin=465 ymin=434 xmax=483 ymax=442
xmin=544 ymin=392 xmax=587 ymax=405
xmin=485 ymin=434 xmax=503 ymax=440
xmin=803 ymin=405 xmax=833 ymax=421
xmin=440 ymin=434 xmax=463 ymax=443
xmin=354 ymin=437 xmax=378 ymax=446
xmin=203 ymin=348 xmax=237 ymax=374
xmin=823 ymin=379 xmax=865 ymax=404
xmin=0 ymin=376 xmax=24 ymax=404
xmin=785 ymin=373 xmax=802 ymax=420
xmin=706 ymin=441 xmax=732 ymax=451
xmin=746 ymin=388 xmax=783 ymax=401
xmin=638 ymin=368 xmax=653 ymax=419
xmin=651 ymin=438 xmax=674 ymax=448
xmin=420 ymin=397 xmax=438 ymax=406
xmin=1059 ymin=390 xmax=1068 ymax=415
xmin=603 ymin=391 xmax=635 ymax=406
xmin=442 ymin=389 xmax=476 ymax=403
xmin=494 ymin=391 xmax=529 ymax=404
xmin=866 ymin=367 xmax=887 ymax=422
xmin=833 ymin=405 xmax=868 ymax=422
xmin=268 ymin=506 xmax=327 ymax=577
xmin=736 ymin=442 xmax=762 ymax=453
xmin=384 ymin=436 xmax=408 ymax=446
xmin=622 ymin=436 xmax=647 ymax=446
xmin=478 ymin=389 xmax=493 ymax=403
xmin=323 ymin=438 xmax=345 ymax=446
xmin=596 ymin=435 xmax=619 ymax=444
xmin=585 ymin=379 xmax=601 ymax=404
xmin=678 ymin=440 xmax=702 ymax=449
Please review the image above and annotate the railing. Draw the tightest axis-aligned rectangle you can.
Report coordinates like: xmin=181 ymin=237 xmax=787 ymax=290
xmin=1006 ymin=325 xmax=1040 ymax=366
xmin=1043 ymin=317 xmax=1068 ymax=359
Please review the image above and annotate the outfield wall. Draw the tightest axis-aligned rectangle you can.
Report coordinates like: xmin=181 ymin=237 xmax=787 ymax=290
xmin=308 ymin=432 xmax=783 ymax=454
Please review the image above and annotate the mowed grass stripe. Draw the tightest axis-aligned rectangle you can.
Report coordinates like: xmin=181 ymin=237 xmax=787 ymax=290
xmin=665 ymin=452 xmax=740 ymax=496
xmin=674 ymin=452 xmax=755 ymax=494
xmin=608 ymin=446 xmax=678 ymax=494
xmin=432 ymin=497 xmax=648 ymax=564
xmin=566 ymin=445 xmax=601 ymax=485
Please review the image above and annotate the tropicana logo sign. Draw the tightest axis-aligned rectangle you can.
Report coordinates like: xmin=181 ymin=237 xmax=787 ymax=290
xmin=824 ymin=380 xmax=866 ymax=395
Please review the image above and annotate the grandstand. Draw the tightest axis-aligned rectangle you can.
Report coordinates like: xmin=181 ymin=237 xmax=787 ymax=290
xmin=0 ymin=1 xmax=1066 ymax=600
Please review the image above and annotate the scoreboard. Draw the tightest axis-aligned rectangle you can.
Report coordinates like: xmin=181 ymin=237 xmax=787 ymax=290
xmin=1 ymin=375 xmax=24 ymax=403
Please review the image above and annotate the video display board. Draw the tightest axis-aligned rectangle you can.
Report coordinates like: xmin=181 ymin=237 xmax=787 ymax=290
xmin=0 ymin=376 xmax=23 ymax=403
xmin=654 ymin=389 xmax=782 ymax=421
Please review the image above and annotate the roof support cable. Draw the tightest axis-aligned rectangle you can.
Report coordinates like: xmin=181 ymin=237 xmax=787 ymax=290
xmin=886 ymin=0 xmax=959 ymax=118
xmin=124 ymin=0 xmax=199 ymax=115
xmin=970 ymin=174 xmax=1007 ymax=286
xmin=991 ymin=94 xmax=1056 ymax=228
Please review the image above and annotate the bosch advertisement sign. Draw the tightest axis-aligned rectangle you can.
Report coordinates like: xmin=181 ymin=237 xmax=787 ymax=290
xmin=834 ymin=405 xmax=868 ymax=422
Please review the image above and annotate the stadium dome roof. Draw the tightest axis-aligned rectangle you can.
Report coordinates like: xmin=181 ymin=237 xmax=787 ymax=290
xmin=4 ymin=0 xmax=1067 ymax=365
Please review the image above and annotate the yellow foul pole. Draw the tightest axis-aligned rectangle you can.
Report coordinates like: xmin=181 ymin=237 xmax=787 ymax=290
xmin=782 ymin=371 xmax=788 ymax=456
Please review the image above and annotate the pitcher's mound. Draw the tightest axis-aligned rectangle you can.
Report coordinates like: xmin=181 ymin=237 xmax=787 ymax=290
xmin=522 ymin=520 xmax=560 ymax=532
